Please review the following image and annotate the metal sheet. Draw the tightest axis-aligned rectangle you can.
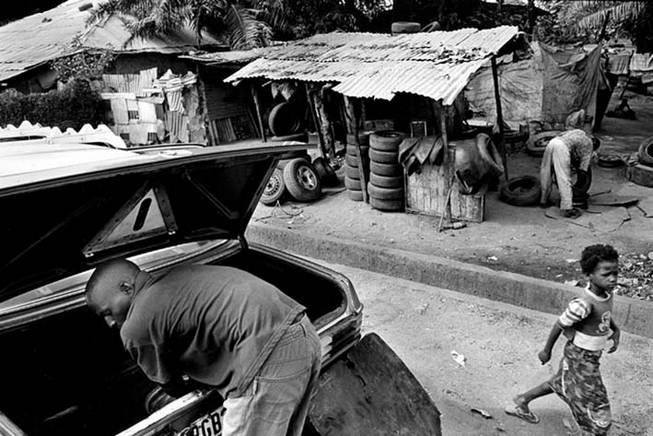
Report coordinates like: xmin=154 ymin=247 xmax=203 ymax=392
xmin=0 ymin=0 xmax=225 ymax=82
xmin=222 ymin=26 xmax=518 ymax=103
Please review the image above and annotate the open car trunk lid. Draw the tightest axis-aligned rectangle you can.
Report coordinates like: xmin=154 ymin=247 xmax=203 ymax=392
xmin=0 ymin=141 xmax=306 ymax=301
xmin=308 ymin=333 xmax=441 ymax=436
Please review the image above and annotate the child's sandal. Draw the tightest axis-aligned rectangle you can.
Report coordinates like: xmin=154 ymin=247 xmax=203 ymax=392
xmin=505 ymin=405 xmax=540 ymax=424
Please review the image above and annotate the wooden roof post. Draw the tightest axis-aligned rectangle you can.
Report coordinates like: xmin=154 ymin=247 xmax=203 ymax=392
xmin=491 ymin=55 xmax=509 ymax=180
xmin=250 ymin=83 xmax=267 ymax=142
xmin=344 ymin=95 xmax=368 ymax=203
xmin=305 ymin=83 xmax=327 ymax=158
xmin=434 ymin=100 xmax=452 ymax=225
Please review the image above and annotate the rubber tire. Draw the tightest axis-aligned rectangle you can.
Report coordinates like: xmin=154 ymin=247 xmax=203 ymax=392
xmin=370 ymin=130 xmax=406 ymax=152
xmin=391 ymin=22 xmax=421 ymax=34
xmin=370 ymin=161 xmax=402 ymax=177
xmin=282 ymin=158 xmax=321 ymax=202
xmin=572 ymin=167 xmax=592 ymax=195
xmin=369 ymin=148 xmax=399 ymax=164
xmin=345 ymin=164 xmax=361 ymax=180
xmin=345 ymin=177 xmax=362 ymax=191
xmin=346 ymin=133 xmax=370 ymax=146
xmin=370 ymin=173 xmax=403 ymax=189
xmin=499 ymin=175 xmax=541 ymax=206
xmin=268 ymin=102 xmax=301 ymax=136
xmin=526 ymin=131 xmax=560 ymax=157
xmin=346 ymin=154 xmax=369 ymax=167
xmin=269 ymin=132 xmax=307 ymax=142
xmin=367 ymin=182 xmax=404 ymax=200
xmin=597 ymin=154 xmax=625 ymax=168
xmin=504 ymin=130 xmax=529 ymax=144
xmin=260 ymin=168 xmax=286 ymax=205
xmin=637 ymin=137 xmax=653 ymax=166
xmin=628 ymin=163 xmax=653 ymax=187
xmin=370 ymin=196 xmax=404 ymax=212
xmin=346 ymin=144 xmax=369 ymax=157
xmin=347 ymin=190 xmax=364 ymax=202
xmin=313 ymin=157 xmax=337 ymax=185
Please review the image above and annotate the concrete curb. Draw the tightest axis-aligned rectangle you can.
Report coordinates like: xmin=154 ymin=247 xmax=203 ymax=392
xmin=247 ymin=223 xmax=653 ymax=339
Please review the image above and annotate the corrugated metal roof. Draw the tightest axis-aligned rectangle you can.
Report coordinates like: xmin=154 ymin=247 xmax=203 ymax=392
xmin=223 ymin=26 xmax=519 ymax=104
xmin=0 ymin=0 xmax=225 ymax=82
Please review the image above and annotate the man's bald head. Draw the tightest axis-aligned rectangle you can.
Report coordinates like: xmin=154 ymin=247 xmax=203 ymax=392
xmin=86 ymin=259 xmax=141 ymax=329
xmin=86 ymin=259 xmax=141 ymax=298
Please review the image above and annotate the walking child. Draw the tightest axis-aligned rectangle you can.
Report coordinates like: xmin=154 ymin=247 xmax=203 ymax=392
xmin=505 ymin=244 xmax=621 ymax=435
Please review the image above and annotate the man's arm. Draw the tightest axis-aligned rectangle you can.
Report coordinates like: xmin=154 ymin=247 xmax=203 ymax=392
xmin=608 ymin=319 xmax=620 ymax=353
xmin=538 ymin=322 xmax=562 ymax=364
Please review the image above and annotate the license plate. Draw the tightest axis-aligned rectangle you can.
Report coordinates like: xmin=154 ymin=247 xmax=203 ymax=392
xmin=174 ymin=408 xmax=223 ymax=436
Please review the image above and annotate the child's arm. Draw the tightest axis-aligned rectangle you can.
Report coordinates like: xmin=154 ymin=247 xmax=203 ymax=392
xmin=608 ymin=319 xmax=620 ymax=353
xmin=538 ymin=322 xmax=562 ymax=364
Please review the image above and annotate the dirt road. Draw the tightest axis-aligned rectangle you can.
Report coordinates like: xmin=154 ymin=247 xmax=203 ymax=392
xmin=313 ymin=258 xmax=653 ymax=436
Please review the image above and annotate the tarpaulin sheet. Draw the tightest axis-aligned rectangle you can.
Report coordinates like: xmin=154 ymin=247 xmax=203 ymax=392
xmin=540 ymin=43 xmax=601 ymax=125
xmin=465 ymin=42 xmax=602 ymax=126
xmin=465 ymin=58 xmax=543 ymax=126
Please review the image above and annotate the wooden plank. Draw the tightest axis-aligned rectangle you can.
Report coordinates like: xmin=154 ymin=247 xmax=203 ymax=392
xmin=309 ymin=333 xmax=441 ymax=436
xmin=250 ymin=85 xmax=267 ymax=142
xmin=312 ymin=84 xmax=336 ymax=158
xmin=305 ymin=84 xmax=327 ymax=158
xmin=344 ymin=96 xmax=368 ymax=203
xmin=491 ymin=55 xmax=509 ymax=181
xmin=406 ymin=148 xmax=485 ymax=222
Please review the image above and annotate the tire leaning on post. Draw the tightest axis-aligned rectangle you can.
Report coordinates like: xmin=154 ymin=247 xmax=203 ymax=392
xmin=282 ymin=158 xmax=322 ymax=202
xmin=260 ymin=168 xmax=286 ymax=205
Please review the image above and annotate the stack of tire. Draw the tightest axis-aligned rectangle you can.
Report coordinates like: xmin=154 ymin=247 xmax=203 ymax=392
xmin=629 ymin=136 xmax=653 ymax=187
xmin=344 ymin=133 xmax=370 ymax=202
xmin=368 ymin=130 xmax=406 ymax=212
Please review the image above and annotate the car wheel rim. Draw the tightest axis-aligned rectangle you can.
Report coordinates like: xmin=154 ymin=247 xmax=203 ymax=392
xmin=265 ymin=174 xmax=282 ymax=196
xmin=297 ymin=166 xmax=317 ymax=190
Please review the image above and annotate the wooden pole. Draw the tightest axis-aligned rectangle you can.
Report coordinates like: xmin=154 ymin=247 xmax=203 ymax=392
xmin=313 ymin=85 xmax=335 ymax=159
xmin=435 ymin=100 xmax=451 ymax=221
xmin=250 ymin=84 xmax=267 ymax=142
xmin=305 ymin=84 xmax=327 ymax=157
xmin=344 ymin=96 xmax=368 ymax=203
xmin=491 ymin=56 xmax=509 ymax=180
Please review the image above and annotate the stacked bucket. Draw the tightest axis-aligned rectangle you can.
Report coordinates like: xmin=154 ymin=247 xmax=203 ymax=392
xmin=344 ymin=133 xmax=370 ymax=202
xmin=368 ymin=131 xmax=406 ymax=211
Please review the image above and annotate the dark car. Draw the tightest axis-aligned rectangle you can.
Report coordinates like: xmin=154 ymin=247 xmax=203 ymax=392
xmin=0 ymin=141 xmax=365 ymax=436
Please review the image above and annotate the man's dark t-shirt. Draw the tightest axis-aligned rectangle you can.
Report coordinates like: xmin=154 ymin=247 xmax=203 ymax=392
xmin=120 ymin=265 xmax=305 ymax=397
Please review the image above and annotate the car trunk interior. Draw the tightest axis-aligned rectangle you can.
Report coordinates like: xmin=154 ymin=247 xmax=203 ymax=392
xmin=0 ymin=247 xmax=346 ymax=435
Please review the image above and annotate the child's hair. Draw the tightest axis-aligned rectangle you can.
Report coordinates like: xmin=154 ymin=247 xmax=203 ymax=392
xmin=580 ymin=244 xmax=619 ymax=274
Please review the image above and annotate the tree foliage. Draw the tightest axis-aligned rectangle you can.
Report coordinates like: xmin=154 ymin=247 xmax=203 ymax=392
xmin=0 ymin=80 xmax=104 ymax=130
xmin=88 ymin=0 xmax=389 ymax=49
xmin=51 ymin=50 xmax=115 ymax=84
xmin=537 ymin=1 xmax=652 ymax=51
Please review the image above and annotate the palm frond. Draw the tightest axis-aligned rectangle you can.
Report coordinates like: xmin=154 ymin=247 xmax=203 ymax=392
xmin=255 ymin=0 xmax=288 ymax=31
xmin=575 ymin=2 xmax=645 ymax=30
xmin=224 ymin=4 xmax=272 ymax=49
xmin=86 ymin=0 xmax=122 ymax=25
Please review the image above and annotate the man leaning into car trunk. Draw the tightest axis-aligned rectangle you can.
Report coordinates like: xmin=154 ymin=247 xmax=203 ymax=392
xmin=85 ymin=259 xmax=322 ymax=436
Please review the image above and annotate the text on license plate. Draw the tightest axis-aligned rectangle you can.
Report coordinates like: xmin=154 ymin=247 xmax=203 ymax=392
xmin=175 ymin=409 xmax=223 ymax=436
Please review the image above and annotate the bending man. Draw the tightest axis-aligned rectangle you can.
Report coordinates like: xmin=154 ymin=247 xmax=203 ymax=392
xmin=539 ymin=129 xmax=597 ymax=218
xmin=85 ymin=259 xmax=321 ymax=436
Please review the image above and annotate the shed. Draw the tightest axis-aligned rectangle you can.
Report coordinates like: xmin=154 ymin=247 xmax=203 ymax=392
xmin=212 ymin=26 xmax=524 ymax=221
xmin=0 ymin=0 xmax=225 ymax=92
